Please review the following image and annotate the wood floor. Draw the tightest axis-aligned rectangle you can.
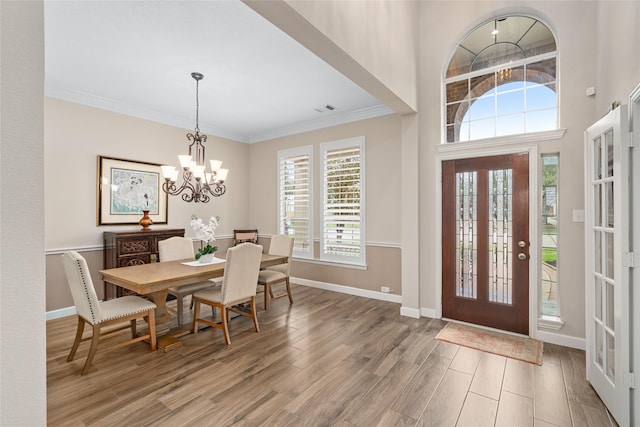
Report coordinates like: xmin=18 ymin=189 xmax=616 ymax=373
xmin=47 ymin=284 xmax=615 ymax=427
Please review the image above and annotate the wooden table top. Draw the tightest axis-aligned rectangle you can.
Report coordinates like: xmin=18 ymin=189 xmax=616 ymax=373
xmin=99 ymin=253 xmax=288 ymax=295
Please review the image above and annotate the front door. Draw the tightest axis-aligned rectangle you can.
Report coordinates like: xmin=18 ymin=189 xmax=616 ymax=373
xmin=442 ymin=153 xmax=530 ymax=335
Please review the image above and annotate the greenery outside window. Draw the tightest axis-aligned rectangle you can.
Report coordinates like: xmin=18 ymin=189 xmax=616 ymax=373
xmin=541 ymin=154 xmax=559 ymax=317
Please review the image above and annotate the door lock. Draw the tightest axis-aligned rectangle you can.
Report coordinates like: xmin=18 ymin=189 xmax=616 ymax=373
xmin=518 ymin=240 xmax=528 ymax=248
xmin=518 ymin=253 xmax=527 ymax=260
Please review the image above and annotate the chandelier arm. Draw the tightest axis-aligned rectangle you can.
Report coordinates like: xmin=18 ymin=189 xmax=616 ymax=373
xmin=203 ymin=182 xmax=226 ymax=198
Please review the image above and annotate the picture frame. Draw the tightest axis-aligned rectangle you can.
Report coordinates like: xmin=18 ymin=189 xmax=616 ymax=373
xmin=97 ymin=155 xmax=168 ymax=226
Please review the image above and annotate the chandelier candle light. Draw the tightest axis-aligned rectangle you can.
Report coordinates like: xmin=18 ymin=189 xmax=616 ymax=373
xmin=161 ymin=72 xmax=228 ymax=203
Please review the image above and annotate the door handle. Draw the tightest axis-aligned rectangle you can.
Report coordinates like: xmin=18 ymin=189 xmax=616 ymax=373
xmin=518 ymin=253 xmax=527 ymax=260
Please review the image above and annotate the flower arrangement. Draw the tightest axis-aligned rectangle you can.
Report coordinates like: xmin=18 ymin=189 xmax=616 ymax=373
xmin=190 ymin=215 xmax=220 ymax=260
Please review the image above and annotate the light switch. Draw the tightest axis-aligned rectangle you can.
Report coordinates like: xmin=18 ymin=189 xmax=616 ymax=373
xmin=573 ymin=209 xmax=585 ymax=222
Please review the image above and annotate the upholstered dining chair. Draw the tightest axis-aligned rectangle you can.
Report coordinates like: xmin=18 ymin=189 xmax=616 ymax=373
xmin=192 ymin=243 xmax=263 ymax=345
xmin=158 ymin=236 xmax=218 ymax=326
xmin=232 ymin=229 xmax=258 ymax=246
xmin=62 ymin=251 xmax=157 ymax=375
xmin=257 ymin=234 xmax=294 ymax=310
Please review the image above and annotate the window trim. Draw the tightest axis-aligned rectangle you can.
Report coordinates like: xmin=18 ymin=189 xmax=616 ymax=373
xmin=320 ymin=136 xmax=366 ymax=266
xmin=277 ymin=145 xmax=313 ymax=259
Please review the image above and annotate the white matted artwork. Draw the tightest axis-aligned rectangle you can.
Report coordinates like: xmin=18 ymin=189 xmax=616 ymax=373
xmin=97 ymin=155 xmax=168 ymax=225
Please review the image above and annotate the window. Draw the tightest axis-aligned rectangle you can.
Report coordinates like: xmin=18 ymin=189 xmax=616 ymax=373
xmin=541 ymin=154 xmax=559 ymax=317
xmin=320 ymin=137 xmax=365 ymax=265
xmin=278 ymin=146 xmax=313 ymax=258
xmin=445 ymin=16 xmax=558 ymax=143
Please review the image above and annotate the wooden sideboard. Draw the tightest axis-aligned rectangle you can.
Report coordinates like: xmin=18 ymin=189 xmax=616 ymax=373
xmin=103 ymin=228 xmax=185 ymax=299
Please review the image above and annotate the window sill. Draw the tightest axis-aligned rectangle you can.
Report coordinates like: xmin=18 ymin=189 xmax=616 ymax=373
xmin=437 ymin=129 xmax=567 ymax=154
xmin=292 ymin=256 xmax=368 ymax=270
xmin=537 ymin=315 xmax=564 ymax=330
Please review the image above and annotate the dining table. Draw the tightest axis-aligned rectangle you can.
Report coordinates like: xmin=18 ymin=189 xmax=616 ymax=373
xmin=99 ymin=253 xmax=288 ymax=324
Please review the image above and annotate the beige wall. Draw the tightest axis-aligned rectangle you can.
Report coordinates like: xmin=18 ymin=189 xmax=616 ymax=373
xmin=249 ymin=114 xmax=402 ymax=242
xmin=418 ymin=1 xmax=639 ymax=342
xmin=45 ymin=97 xmax=252 ymax=250
xmin=248 ymin=114 xmax=403 ymax=293
xmin=44 ymin=98 xmax=253 ymax=311
xmin=1 ymin=1 xmax=47 ymax=424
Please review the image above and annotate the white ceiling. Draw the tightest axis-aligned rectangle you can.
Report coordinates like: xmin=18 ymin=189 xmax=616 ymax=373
xmin=44 ymin=0 xmax=393 ymax=143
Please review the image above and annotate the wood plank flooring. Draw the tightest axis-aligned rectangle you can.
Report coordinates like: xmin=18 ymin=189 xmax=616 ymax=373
xmin=47 ymin=284 xmax=616 ymax=426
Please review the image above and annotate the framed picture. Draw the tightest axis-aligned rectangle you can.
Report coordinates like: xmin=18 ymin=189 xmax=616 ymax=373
xmin=97 ymin=155 xmax=168 ymax=226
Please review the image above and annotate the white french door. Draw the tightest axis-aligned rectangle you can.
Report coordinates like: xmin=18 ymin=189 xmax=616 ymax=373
xmin=584 ymin=105 xmax=631 ymax=427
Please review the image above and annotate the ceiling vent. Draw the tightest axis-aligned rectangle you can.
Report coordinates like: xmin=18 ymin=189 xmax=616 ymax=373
xmin=314 ymin=104 xmax=337 ymax=113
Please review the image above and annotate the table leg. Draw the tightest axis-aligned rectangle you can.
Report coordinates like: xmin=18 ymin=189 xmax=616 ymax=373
xmin=148 ymin=290 xmax=172 ymax=324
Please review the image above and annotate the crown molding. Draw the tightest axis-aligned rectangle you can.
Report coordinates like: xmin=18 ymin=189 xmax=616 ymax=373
xmin=246 ymin=104 xmax=395 ymax=143
xmin=46 ymin=85 xmax=395 ymax=144
xmin=45 ymin=86 xmax=250 ymax=143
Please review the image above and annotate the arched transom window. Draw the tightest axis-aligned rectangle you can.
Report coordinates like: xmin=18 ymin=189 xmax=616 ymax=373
xmin=445 ymin=15 xmax=558 ymax=143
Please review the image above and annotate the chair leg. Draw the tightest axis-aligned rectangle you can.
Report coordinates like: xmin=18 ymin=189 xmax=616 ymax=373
xmin=264 ymin=283 xmax=270 ymax=310
xmin=177 ymin=294 xmax=185 ymax=327
xmin=286 ymin=277 xmax=293 ymax=304
xmin=67 ymin=316 xmax=85 ymax=362
xmin=130 ymin=319 xmax=137 ymax=339
xmin=81 ymin=324 xmax=101 ymax=375
xmin=192 ymin=298 xmax=201 ymax=334
xmin=251 ymin=296 xmax=260 ymax=333
xmin=221 ymin=305 xmax=231 ymax=345
xmin=147 ymin=309 xmax=157 ymax=351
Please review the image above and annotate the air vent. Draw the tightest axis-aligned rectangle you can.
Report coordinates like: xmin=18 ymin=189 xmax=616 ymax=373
xmin=314 ymin=104 xmax=337 ymax=113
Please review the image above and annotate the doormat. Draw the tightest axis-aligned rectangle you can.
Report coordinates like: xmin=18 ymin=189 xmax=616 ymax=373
xmin=436 ymin=322 xmax=543 ymax=365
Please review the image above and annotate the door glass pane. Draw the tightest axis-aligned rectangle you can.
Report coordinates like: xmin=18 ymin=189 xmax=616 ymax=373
xmin=606 ymin=129 xmax=614 ymax=178
xmin=595 ymin=277 xmax=602 ymax=320
xmin=595 ymin=322 xmax=604 ymax=368
xmin=595 ymin=231 xmax=602 ymax=274
xmin=456 ymin=171 xmax=477 ymax=299
xmin=606 ymin=232 xmax=615 ymax=280
xmin=606 ymin=181 xmax=614 ymax=228
xmin=488 ymin=169 xmax=513 ymax=304
xmin=593 ymin=136 xmax=601 ymax=180
xmin=606 ymin=332 xmax=615 ymax=380
xmin=594 ymin=184 xmax=602 ymax=226
xmin=606 ymin=282 xmax=615 ymax=329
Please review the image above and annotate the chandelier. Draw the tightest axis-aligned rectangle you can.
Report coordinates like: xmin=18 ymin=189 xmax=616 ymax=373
xmin=161 ymin=72 xmax=228 ymax=203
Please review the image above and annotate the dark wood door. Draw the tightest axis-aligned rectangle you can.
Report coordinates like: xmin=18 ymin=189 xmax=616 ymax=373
xmin=442 ymin=153 xmax=529 ymax=334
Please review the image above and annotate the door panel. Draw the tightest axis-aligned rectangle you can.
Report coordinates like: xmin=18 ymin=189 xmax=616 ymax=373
xmin=585 ymin=106 xmax=630 ymax=427
xmin=442 ymin=153 xmax=529 ymax=334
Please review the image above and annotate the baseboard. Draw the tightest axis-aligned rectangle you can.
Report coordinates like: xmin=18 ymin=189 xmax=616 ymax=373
xmin=46 ymin=306 xmax=76 ymax=320
xmin=292 ymin=277 xmax=402 ymax=304
xmin=400 ymin=306 xmax=420 ymax=318
xmin=536 ymin=329 xmax=586 ymax=350
xmin=420 ymin=307 xmax=437 ymax=319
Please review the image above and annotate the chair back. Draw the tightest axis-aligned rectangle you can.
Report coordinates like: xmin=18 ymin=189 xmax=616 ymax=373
xmin=233 ymin=229 xmax=258 ymax=246
xmin=221 ymin=243 xmax=263 ymax=305
xmin=268 ymin=234 xmax=294 ymax=276
xmin=158 ymin=236 xmax=194 ymax=262
xmin=62 ymin=251 xmax=102 ymax=324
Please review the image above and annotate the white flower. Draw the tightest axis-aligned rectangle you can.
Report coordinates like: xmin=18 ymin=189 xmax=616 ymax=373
xmin=190 ymin=215 xmax=219 ymax=244
xmin=190 ymin=215 xmax=220 ymax=260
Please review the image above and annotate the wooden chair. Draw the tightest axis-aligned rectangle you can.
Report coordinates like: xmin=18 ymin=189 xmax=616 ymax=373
xmin=61 ymin=251 xmax=157 ymax=375
xmin=192 ymin=243 xmax=263 ymax=345
xmin=158 ymin=236 xmax=218 ymax=326
xmin=257 ymin=234 xmax=294 ymax=310
xmin=233 ymin=229 xmax=258 ymax=246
